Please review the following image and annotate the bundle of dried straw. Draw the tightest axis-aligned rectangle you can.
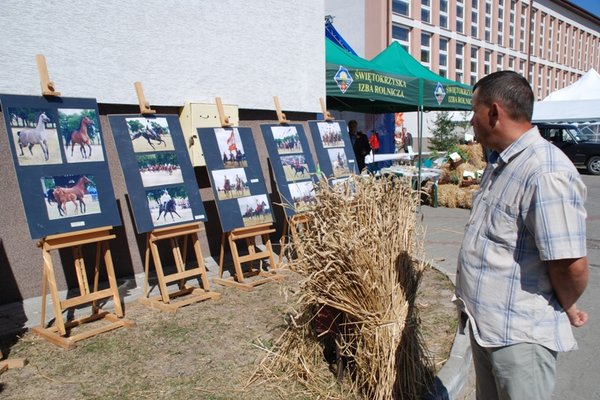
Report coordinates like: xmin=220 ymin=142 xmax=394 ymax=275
xmin=253 ymin=174 xmax=434 ymax=400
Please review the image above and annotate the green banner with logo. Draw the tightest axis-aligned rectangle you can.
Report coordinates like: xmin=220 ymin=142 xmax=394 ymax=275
xmin=422 ymin=80 xmax=472 ymax=109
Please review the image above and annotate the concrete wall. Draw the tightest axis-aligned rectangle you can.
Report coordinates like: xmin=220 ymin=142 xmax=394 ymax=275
xmin=0 ymin=0 xmax=324 ymax=112
xmin=0 ymin=0 xmax=327 ymax=307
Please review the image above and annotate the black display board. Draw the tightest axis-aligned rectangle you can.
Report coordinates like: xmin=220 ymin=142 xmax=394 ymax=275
xmin=260 ymin=124 xmax=317 ymax=217
xmin=0 ymin=94 xmax=120 ymax=239
xmin=198 ymin=126 xmax=274 ymax=232
xmin=307 ymin=120 xmax=357 ymax=181
xmin=108 ymin=115 xmax=207 ymax=233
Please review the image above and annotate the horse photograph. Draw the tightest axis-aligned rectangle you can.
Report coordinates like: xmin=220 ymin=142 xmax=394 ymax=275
xmin=288 ymin=181 xmax=317 ymax=212
xmin=328 ymin=149 xmax=352 ymax=178
xmin=317 ymin=121 xmax=344 ymax=148
xmin=270 ymin=125 xmax=303 ymax=155
xmin=42 ymin=174 xmax=102 ymax=220
xmin=146 ymin=186 xmax=194 ymax=227
xmin=59 ymin=108 xmax=105 ymax=163
xmin=126 ymin=117 xmax=174 ymax=153
xmin=211 ymin=168 xmax=249 ymax=200
xmin=280 ymin=154 xmax=310 ymax=181
xmin=8 ymin=107 xmax=62 ymax=166
xmin=136 ymin=152 xmax=183 ymax=187
xmin=238 ymin=194 xmax=273 ymax=227
xmin=214 ymin=127 xmax=248 ymax=168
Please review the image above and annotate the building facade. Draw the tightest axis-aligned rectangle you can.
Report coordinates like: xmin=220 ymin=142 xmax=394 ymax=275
xmin=327 ymin=0 xmax=600 ymax=100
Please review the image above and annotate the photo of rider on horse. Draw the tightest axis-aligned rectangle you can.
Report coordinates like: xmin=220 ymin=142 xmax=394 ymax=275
xmin=126 ymin=117 xmax=174 ymax=153
xmin=146 ymin=186 xmax=194 ymax=227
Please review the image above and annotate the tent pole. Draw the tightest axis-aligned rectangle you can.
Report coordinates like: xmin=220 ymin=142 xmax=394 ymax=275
xmin=417 ymin=106 xmax=423 ymax=214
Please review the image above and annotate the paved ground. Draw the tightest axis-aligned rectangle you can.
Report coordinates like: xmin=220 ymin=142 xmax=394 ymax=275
xmin=421 ymin=173 xmax=600 ymax=400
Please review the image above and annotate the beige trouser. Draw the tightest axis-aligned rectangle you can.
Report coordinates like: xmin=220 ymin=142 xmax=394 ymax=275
xmin=470 ymin=328 xmax=558 ymax=400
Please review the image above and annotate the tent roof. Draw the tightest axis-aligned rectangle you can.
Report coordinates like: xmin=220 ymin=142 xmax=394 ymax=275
xmin=326 ymin=38 xmax=422 ymax=113
xmin=325 ymin=38 xmax=472 ymax=113
xmin=543 ymin=68 xmax=600 ymax=101
xmin=370 ymin=42 xmax=472 ymax=111
xmin=533 ymin=69 xmax=600 ymax=122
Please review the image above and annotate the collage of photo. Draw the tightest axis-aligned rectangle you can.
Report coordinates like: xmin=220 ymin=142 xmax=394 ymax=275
xmin=124 ymin=117 xmax=194 ymax=228
xmin=0 ymin=94 xmax=120 ymax=239
xmin=316 ymin=121 xmax=352 ymax=177
xmin=260 ymin=124 xmax=317 ymax=216
xmin=200 ymin=126 xmax=274 ymax=231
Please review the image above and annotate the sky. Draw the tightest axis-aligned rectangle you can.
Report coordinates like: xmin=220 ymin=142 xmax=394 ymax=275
xmin=568 ymin=0 xmax=600 ymax=18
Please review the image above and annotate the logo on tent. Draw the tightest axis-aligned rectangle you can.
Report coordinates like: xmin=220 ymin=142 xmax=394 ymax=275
xmin=434 ymin=82 xmax=446 ymax=105
xmin=334 ymin=66 xmax=353 ymax=94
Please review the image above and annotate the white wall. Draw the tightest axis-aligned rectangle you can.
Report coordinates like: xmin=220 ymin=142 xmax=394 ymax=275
xmin=0 ymin=0 xmax=324 ymax=112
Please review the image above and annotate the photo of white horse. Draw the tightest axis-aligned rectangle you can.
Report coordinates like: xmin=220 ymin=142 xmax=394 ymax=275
xmin=9 ymin=108 xmax=63 ymax=166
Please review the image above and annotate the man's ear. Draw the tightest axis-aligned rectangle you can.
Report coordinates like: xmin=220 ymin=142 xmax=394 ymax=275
xmin=488 ymin=102 xmax=500 ymax=127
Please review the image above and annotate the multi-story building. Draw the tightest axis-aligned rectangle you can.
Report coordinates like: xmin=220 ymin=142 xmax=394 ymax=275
xmin=327 ymin=0 xmax=600 ymax=100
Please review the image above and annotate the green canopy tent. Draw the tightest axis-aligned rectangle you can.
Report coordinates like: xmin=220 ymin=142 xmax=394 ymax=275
xmin=370 ymin=41 xmax=472 ymax=111
xmin=325 ymin=38 xmax=423 ymax=113
xmin=325 ymin=38 xmax=473 ymax=204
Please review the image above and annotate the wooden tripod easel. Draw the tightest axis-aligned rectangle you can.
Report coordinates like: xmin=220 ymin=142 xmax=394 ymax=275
xmin=139 ymin=222 xmax=220 ymax=312
xmin=31 ymin=226 xmax=134 ymax=350
xmin=0 ymin=350 xmax=26 ymax=375
xmin=278 ymin=213 xmax=310 ymax=268
xmin=215 ymin=223 xmax=284 ymax=291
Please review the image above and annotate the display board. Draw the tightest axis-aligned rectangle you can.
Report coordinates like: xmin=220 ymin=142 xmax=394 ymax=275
xmin=0 ymin=94 xmax=120 ymax=239
xmin=307 ymin=120 xmax=357 ymax=181
xmin=108 ymin=114 xmax=207 ymax=233
xmin=260 ymin=124 xmax=317 ymax=217
xmin=198 ymin=126 xmax=274 ymax=232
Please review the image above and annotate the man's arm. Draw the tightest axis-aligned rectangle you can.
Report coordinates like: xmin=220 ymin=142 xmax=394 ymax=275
xmin=547 ymin=256 xmax=589 ymax=327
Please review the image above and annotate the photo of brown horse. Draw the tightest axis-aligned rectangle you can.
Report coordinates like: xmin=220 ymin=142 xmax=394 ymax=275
xmin=42 ymin=175 xmax=102 ymax=220
xmin=59 ymin=108 xmax=105 ymax=163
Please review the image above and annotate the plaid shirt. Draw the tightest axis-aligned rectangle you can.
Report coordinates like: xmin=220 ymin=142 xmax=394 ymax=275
xmin=455 ymin=127 xmax=587 ymax=352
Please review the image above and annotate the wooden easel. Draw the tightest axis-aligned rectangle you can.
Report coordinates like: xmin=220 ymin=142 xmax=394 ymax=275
xmin=212 ymin=97 xmax=284 ymax=290
xmin=139 ymin=222 xmax=220 ymax=312
xmin=134 ymin=81 xmax=156 ymax=115
xmin=36 ymin=54 xmax=61 ymax=96
xmin=0 ymin=350 xmax=26 ymax=375
xmin=319 ymin=97 xmax=334 ymax=121
xmin=278 ymin=213 xmax=311 ymax=268
xmin=31 ymin=227 xmax=134 ymax=350
xmin=215 ymin=223 xmax=284 ymax=291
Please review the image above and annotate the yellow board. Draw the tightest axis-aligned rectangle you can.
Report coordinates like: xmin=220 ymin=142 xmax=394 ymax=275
xmin=179 ymin=102 xmax=240 ymax=167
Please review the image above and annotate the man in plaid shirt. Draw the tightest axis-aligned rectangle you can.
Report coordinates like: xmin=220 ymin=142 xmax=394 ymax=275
xmin=455 ymin=71 xmax=589 ymax=399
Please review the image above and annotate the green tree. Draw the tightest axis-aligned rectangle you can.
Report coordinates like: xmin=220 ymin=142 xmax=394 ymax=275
xmin=428 ymin=111 xmax=459 ymax=152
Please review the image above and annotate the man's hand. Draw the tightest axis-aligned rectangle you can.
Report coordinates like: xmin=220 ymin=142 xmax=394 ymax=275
xmin=566 ymin=305 xmax=588 ymax=327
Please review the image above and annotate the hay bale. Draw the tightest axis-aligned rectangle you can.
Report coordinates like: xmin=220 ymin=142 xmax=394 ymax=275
xmin=458 ymin=143 xmax=487 ymax=170
xmin=437 ymin=184 xmax=459 ymax=208
xmin=253 ymin=175 xmax=434 ymax=400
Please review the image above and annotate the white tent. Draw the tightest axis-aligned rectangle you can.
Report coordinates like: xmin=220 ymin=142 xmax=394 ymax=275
xmin=532 ymin=69 xmax=600 ymax=122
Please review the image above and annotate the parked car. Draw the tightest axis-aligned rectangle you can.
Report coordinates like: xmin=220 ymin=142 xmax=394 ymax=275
xmin=533 ymin=123 xmax=600 ymax=175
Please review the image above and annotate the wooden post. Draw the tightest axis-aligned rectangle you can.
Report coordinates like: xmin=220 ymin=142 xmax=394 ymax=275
xmin=139 ymin=222 xmax=220 ymax=312
xmin=273 ymin=96 xmax=290 ymax=124
xmin=31 ymin=227 xmax=134 ymax=350
xmin=215 ymin=97 xmax=232 ymax=127
xmin=134 ymin=81 xmax=156 ymax=115
xmin=35 ymin=54 xmax=61 ymax=97
xmin=319 ymin=97 xmax=334 ymax=121
xmin=215 ymin=223 xmax=284 ymax=291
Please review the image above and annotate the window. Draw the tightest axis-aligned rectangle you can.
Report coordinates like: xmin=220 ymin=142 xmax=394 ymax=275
xmin=484 ymin=50 xmax=491 ymax=75
xmin=439 ymin=37 xmax=448 ymax=77
xmin=421 ymin=0 xmax=431 ymax=23
xmin=421 ymin=32 xmax=431 ymax=66
xmin=520 ymin=5 xmax=527 ymax=51
xmin=485 ymin=15 xmax=491 ymax=42
xmin=539 ymin=14 xmax=545 ymax=56
xmin=548 ymin=18 xmax=554 ymax=60
xmin=456 ymin=1 xmax=464 ymax=33
xmin=530 ymin=10 xmax=536 ymax=56
xmin=392 ymin=24 xmax=411 ymax=51
xmin=456 ymin=44 xmax=464 ymax=70
xmin=470 ymin=46 xmax=479 ymax=85
xmin=508 ymin=56 xmax=515 ymax=71
xmin=440 ymin=0 xmax=449 ymax=28
xmin=392 ymin=0 xmax=410 ymax=16
xmin=496 ymin=54 xmax=504 ymax=71
xmin=471 ymin=5 xmax=479 ymax=38
xmin=497 ymin=1 xmax=504 ymax=46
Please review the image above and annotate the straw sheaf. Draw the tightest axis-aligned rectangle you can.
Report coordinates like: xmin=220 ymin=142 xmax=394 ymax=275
xmin=252 ymin=174 xmax=435 ymax=399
